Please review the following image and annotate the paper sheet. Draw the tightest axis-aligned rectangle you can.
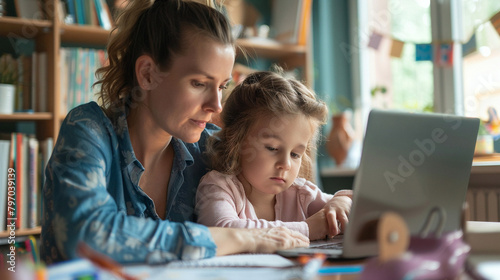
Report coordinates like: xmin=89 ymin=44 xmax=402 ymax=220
xmin=165 ymin=253 xmax=296 ymax=268
xmin=123 ymin=254 xmax=303 ymax=280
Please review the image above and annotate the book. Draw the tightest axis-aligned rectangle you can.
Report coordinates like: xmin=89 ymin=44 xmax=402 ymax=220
xmin=37 ymin=52 xmax=47 ymax=112
xmin=0 ymin=139 xmax=11 ymax=231
xmin=297 ymin=0 xmax=312 ymax=46
xmin=65 ymin=0 xmax=77 ymax=24
xmin=271 ymin=0 xmax=302 ymax=44
xmin=22 ymin=55 xmax=33 ymax=111
xmin=94 ymin=0 xmax=112 ymax=30
xmin=28 ymin=136 xmax=39 ymax=228
xmin=85 ymin=0 xmax=98 ymax=26
xmin=31 ymin=52 xmax=37 ymax=112
xmin=74 ymin=0 xmax=86 ymax=25
xmin=7 ymin=133 xmax=16 ymax=227
xmin=15 ymin=0 xmax=44 ymax=20
xmin=15 ymin=133 xmax=23 ymax=229
xmin=21 ymin=134 xmax=29 ymax=229
xmin=466 ymin=221 xmax=500 ymax=254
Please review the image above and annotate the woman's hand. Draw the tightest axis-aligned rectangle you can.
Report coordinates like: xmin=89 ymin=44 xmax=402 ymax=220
xmin=209 ymin=227 xmax=309 ymax=256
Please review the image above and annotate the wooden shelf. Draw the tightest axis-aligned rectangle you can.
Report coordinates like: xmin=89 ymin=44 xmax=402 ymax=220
xmin=236 ymin=38 xmax=307 ymax=59
xmin=0 ymin=16 xmax=51 ymax=37
xmin=0 ymin=112 xmax=53 ymax=121
xmin=60 ymin=24 xmax=110 ymax=45
xmin=0 ymin=227 xmax=41 ymax=238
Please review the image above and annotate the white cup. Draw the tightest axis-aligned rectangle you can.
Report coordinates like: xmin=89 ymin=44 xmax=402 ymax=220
xmin=0 ymin=83 xmax=15 ymax=114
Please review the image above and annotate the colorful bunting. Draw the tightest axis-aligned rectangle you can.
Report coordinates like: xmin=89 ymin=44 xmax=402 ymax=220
xmin=367 ymin=32 xmax=383 ymax=50
xmin=436 ymin=44 xmax=454 ymax=67
xmin=365 ymin=9 xmax=500 ymax=62
xmin=490 ymin=11 xmax=500 ymax=36
xmin=415 ymin=44 xmax=433 ymax=61
xmin=390 ymin=39 xmax=404 ymax=58
xmin=462 ymin=34 xmax=477 ymax=57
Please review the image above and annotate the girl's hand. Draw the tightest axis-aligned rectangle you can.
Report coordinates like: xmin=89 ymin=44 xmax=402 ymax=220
xmin=323 ymin=195 xmax=352 ymax=237
xmin=305 ymin=209 xmax=330 ymax=240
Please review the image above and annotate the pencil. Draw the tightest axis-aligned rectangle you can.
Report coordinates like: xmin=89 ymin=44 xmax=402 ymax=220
xmin=76 ymin=242 xmax=140 ymax=280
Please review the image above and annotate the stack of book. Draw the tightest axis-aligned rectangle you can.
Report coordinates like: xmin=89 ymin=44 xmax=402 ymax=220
xmin=0 ymin=52 xmax=48 ymax=113
xmin=59 ymin=47 xmax=107 ymax=114
xmin=60 ymin=0 xmax=113 ymax=29
xmin=0 ymin=134 xmax=53 ymax=232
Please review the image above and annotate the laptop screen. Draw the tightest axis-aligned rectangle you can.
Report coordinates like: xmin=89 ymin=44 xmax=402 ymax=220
xmin=343 ymin=110 xmax=479 ymax=258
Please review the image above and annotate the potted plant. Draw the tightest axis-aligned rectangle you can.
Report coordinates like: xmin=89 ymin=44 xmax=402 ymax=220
xmin=0 ymin=53 xmax=18 ymax=114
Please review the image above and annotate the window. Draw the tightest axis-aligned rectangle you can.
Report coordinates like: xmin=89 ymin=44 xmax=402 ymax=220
xmin=462 ymin=0 xmax=500 ymax=121
xmin=366 ymin=0 xmax=433 ymax=112
xmin=359 ymin=0 xmax=500 ymax=120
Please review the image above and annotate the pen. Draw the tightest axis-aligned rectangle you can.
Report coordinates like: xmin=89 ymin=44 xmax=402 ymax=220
xmin=298 ymin=254 xmax=326 ymax=280
xmin=76 ymin=242 xmax=140 ymax=280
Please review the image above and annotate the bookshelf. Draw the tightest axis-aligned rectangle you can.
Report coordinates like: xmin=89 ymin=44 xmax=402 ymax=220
xmin=0 ymin=0 xmax=313 ymax=238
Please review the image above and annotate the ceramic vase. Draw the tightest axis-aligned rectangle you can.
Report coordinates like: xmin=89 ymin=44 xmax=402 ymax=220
xmin=326 ymin=112 xmax=355 ymax=166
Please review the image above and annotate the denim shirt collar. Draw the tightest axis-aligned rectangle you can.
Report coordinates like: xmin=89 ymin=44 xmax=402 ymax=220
xmin=111 ymin=105 xmax=194 ymax=185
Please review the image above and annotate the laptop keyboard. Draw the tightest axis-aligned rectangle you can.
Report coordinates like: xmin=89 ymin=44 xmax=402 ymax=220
xmin=310 ymin=242 xmax=344 ymax=250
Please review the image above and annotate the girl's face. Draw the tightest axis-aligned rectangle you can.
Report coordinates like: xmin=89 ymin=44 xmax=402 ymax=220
xmin=145 ymin=38 xmax=235 ymax=143
xmin=238 ymin=114 xmax=315 ymax=196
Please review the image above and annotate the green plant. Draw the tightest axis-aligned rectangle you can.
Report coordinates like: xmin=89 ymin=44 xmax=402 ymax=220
xmin=370 ymin=85 xmax=387 ymax=96
xmin=0 ymin=54 xmax=18 ymax=85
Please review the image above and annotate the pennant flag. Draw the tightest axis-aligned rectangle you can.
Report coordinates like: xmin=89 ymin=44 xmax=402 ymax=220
xmin=436 ymin=44 xmax=454 ymax=67
xmin=368 ymin=32 xmax=383 ymax=50
xmin=490 ymin=11 xmax=500 ymax=36
xmin=462 ymin=34 xmax=477 ymax=56
xmin=390 ymin=39 xmax=404 ymax=58
xmin=415 ymin=44 xmax=433 ymax=61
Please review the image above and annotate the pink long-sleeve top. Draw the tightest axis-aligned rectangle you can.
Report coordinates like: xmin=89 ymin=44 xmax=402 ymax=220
xmin=195 ymin=170 xmax=351 ymax=237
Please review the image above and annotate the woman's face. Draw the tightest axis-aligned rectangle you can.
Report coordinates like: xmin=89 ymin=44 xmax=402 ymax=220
xmin=145 ymin=38 xmax=235 ymax=143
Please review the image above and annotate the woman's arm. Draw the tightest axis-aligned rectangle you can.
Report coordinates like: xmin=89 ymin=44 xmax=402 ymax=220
xmin=209 ymin=227 xmax=309 ymax=256
xmin=42 ymin=105 xmax=215 ymax=264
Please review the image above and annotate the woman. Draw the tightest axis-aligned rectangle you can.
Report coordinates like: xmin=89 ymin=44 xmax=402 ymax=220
xmin=41 ymin=0 xmax=308 ymax=264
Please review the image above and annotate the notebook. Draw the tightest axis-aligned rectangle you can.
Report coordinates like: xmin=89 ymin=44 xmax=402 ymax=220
xmin=278 ymin=109 xmax=480 ymax=259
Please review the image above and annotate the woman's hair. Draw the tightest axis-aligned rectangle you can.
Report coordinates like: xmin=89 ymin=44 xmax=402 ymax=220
xmin=95 ymin=0 xmax=234 ymax=116
xmin=207 ymin=70 xmax=328 ymax=180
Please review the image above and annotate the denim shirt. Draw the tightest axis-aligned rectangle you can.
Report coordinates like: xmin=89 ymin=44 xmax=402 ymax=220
xmin=41 ymin=102 xmax=218 ymax=264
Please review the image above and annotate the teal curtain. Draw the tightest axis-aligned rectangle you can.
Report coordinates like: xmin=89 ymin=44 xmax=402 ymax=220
xmin=312 ymin=0 xmax=353 ymax=180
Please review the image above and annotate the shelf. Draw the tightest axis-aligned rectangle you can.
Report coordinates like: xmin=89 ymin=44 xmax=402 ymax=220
xmin=0 ymin=226 xmax=41 ymax=239
xmin=236 ymin=38 xmax=307 ymax=59
xmin=0 ymin=16 xmax=52 ymax=37
xmin=60 ymin=24 xmax=110 ymax=46
xmin=0 ymin=112 xmax=53 ymax=121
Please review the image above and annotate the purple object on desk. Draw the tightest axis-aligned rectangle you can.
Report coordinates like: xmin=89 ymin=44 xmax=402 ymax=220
xmin=361 ymin=230 xmax=470 ymax=279
xmin=361 ymin=207 xmax=470 ymax=280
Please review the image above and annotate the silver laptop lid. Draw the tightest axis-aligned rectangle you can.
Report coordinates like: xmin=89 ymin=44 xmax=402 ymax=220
xmin=343 ymin=110 xmax=479 ymax=258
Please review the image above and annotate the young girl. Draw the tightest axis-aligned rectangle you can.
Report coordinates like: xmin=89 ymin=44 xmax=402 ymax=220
xmin=196 ymin=71 xmax=353 ymax=240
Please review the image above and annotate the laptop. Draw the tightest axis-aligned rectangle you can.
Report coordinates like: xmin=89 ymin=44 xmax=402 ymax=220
xmin=277 ymin=109 xmax=479 ymax=259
